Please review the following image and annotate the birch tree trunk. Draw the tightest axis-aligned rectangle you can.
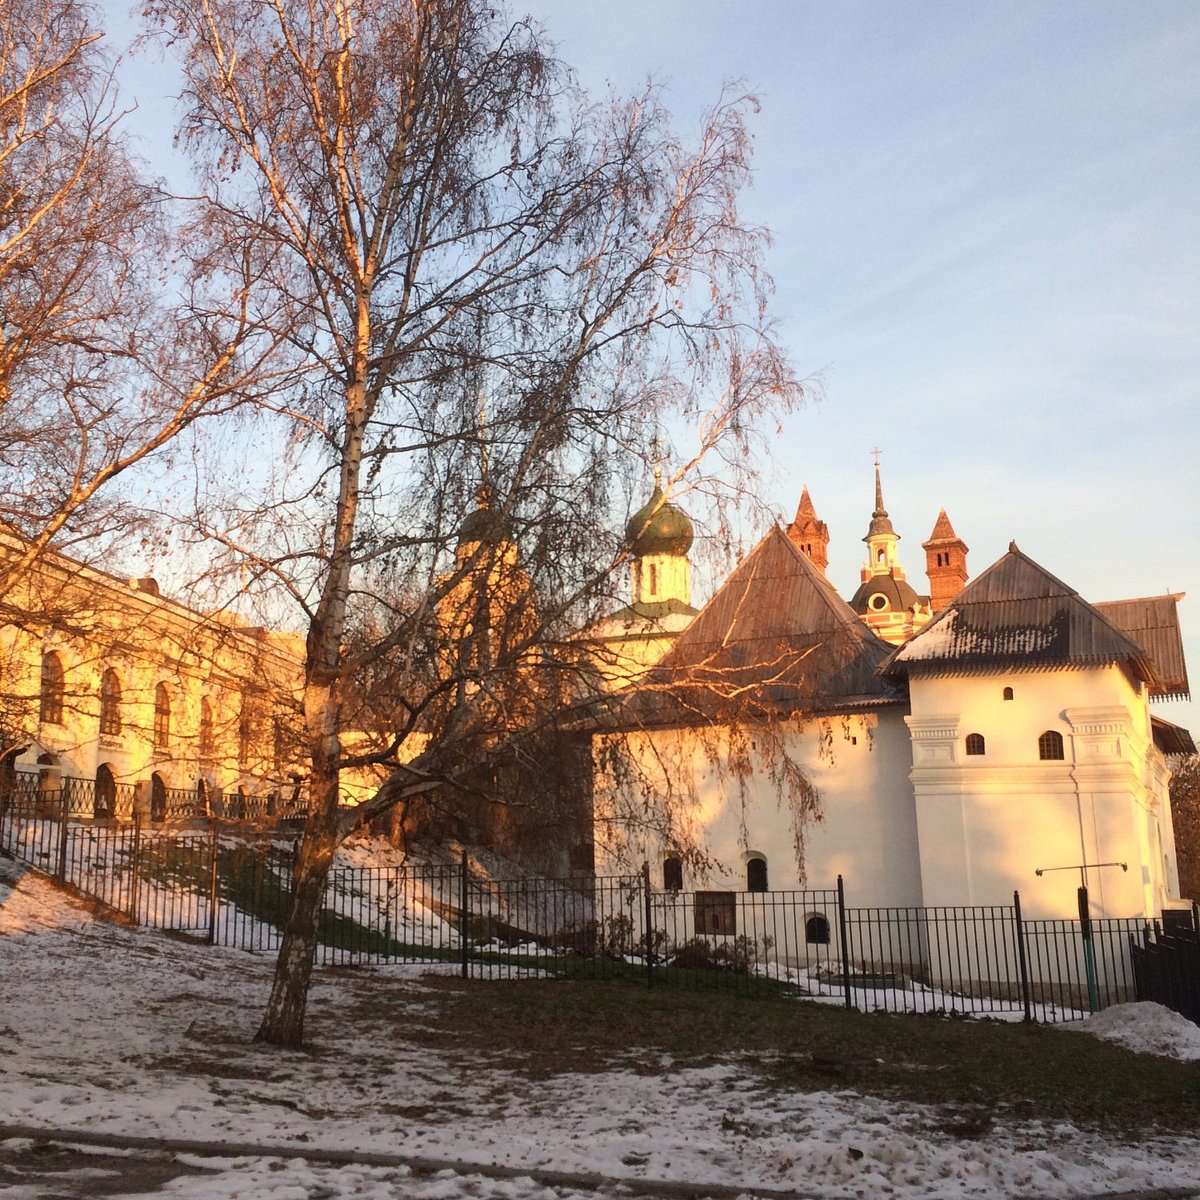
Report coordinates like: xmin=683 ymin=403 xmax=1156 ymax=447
xmin=151 ymin=0 xmax=803 ymax=1048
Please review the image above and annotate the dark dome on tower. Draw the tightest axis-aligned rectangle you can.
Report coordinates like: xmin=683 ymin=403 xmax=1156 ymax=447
xmin=457 ymin=505 xmax=512 ymax=547
xmin=849 ymin=574 xmax=922 ymax=616
xmin=625 ymin=487 xmax=693 ymax=557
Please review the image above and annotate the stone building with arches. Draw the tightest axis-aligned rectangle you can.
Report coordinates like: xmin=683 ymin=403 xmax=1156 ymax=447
xmin=0 ymin=534 xmax=306 ymax=822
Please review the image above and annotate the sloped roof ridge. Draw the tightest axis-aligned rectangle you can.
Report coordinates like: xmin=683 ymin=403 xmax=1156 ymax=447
xmin=882 ymin=543 xmax=1159 ymax=683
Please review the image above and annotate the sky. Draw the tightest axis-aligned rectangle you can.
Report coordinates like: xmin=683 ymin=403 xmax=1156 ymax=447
xmin=105 ymin=2 xmax=1200 ymax=734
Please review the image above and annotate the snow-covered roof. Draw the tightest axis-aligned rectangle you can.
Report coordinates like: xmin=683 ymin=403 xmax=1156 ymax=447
xmin=882 ymin=543 xmax=1163 ymax=689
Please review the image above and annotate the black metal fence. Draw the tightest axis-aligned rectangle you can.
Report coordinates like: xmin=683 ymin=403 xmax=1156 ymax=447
xmin=2 ymin=800 xmax=1195 ymax=1024
xmin=2 ymin=768 xmax=308 ymax=825
xmin=1132 ymin=924 xmax=1200 ymax=1023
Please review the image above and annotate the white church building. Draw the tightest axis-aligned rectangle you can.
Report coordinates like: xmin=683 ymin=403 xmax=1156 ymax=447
xmin=593 ymin=468 xmax=1193 ymax=922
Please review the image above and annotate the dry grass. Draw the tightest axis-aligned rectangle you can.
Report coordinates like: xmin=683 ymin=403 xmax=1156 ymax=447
xmin=343 ymin=974 xmax=1200 ymax=1135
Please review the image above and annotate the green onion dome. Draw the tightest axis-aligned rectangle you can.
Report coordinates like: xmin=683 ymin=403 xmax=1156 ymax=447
xmin=625 ymin=487 xmax=693 ymax=558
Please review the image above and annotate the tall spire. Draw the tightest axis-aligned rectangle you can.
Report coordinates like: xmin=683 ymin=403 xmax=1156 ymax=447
xmin=866 ymin=453 xmax=896 ymax=539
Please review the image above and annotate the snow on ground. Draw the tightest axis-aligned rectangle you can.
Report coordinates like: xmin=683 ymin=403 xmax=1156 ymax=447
xmin=1073 ymin=1002 xmax=1200 ymax=1062
xmin=1 ymin=857 xmax=1198 ymax=1200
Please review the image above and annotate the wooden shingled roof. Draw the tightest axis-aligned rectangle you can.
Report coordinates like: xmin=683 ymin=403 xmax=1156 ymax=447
xmin=618 ymin=526 xmax=902 ymax=727
xmin=1094 ymin=595 xmax=1190 ymax=701
xmin=882 ymin=542 xmax=1164 ymax=690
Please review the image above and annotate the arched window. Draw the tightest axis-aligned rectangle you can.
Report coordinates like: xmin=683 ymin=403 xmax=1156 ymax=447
xmin=273 ymin=717 xmax=287 ymax=777
xmin=663 ymin=855 xmax=683 ymax=892
xmin=1038 ymin=730 xmax=1065 ymax=761
xmin=153 ymin=683 xmax=171 ymax=753
xmin=965 ymin=733 xmax=985 ymax=756
xmin=99 ymin=669 xmax=122 ymax=738
xmin=238 ymin=701 xmax=253 ymax=766
xmin=805 ymin=914 xmax=831 ymax=945
xmin=199 ymin=697 xmax=214 ymax=760
xmin=40 ymin=651 xmax=64 ymax=725
xmin=648 ymin=563 xmax=658 ymax=596
xmin=95 ymin=764 xmax=116 ymax=818
xmin=1003 ymin=687 xmax=1014 ymax=701
xmin=746 ymin=856 xmax=768 ymax=893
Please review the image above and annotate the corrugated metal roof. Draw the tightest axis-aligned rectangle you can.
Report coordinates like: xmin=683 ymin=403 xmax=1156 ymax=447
xmin=883 ymin=543 xmax=1162 ymax=689
xmin=1095 ymin=595 xmax=1190 ymax=701
xmin=617 ymin=526 xmax=901 ymax=727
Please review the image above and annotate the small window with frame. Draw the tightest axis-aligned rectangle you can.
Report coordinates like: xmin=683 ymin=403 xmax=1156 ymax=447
xmin=1038 ymin=730 xmax=1064 ymax=761
xmin=965 ymin=733 xmax=985 ymax=756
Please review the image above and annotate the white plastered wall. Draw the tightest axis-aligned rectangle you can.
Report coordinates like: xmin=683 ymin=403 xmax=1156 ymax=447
xmin=594 ymin=706 xmax=921 ymax=907
xmin=906 ymin=665 xmax=1180 ymax=919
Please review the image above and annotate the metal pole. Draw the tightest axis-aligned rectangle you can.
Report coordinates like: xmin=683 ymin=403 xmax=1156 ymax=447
xmin=642 ymin=861 xmax=654 ymax=990
xmin=56 ymin=787 xmax=69 ymax=882
xmin=129 ymin=816 xmax=142 ymax=924
xmin=837 ymin=875 xmax=853 ymax=1010
xmin=460 ymin=848 xmax=469 ymax=980
xmin=207 ymin=826 xmax=219 ymax=945
xmin=1013 ymin=890 xmax=1032 ymax=1023
xmin=1078 ymin=884 xmax=1100 ymax=1013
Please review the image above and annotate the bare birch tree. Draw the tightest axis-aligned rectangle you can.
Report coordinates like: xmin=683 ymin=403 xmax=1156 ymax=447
xmin=146 ymin=0 xmax=802 ymax=1046
xmin=0 ymin=0 xmax=269 ymax=759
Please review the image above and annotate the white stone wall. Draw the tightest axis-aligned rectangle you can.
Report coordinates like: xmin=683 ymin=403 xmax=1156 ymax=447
xmin=594 ymin=706 xmax=922 ymax=906
xmin=905 ymin=665 xmax=1181 ymax=919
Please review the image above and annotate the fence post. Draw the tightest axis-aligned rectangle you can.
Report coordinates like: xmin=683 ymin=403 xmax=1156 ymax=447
xmin=207 ymin=826 xmax=219 ymax=945
xmin=129 ymin=816 xmax=142 ymax=924
xmin=836 ymin=874 xmax=853 ymax=1010
xmin=1078 ymin=884 xmax=1100 ymax=1013
xmin=460 ymin=847 xmax=469 ymax=980
xmin=642 ymin=861 xmax=654 ymax=990
xmin=1013 ymin=890 xmax=1032 ymax=1023
xmin=56 ymin=787 xmax=69 ymax=882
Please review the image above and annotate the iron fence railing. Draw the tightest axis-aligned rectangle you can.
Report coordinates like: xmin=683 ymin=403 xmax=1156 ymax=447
xmin=1 ymin=800 xmax=1194 ymax=1024
xmin=2 ymin=769 xmax=308 ymax=825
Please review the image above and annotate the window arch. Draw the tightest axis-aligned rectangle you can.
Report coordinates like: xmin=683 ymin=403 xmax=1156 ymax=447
xmin=199 ymin=697 xmax=214 ymax=760
xmin=153 ymin=683 xmax=171 ymax=753
xmin=746 ymin=856 xmax=768 ymax=893
xmin=99 ymin=669 xmax=122 ymax=739
xmin=1003 ymin=686 xmax=1014 ymax=701
xmin=40 ymin=651 xmax=64 ymax=725
xmin=805 ymin=914 xmax=831 ymax=945
xmin=238 ymin=701 xmax=253 ymax=767
xmin=663 ymin=855 xmax=683 ymax=892
xmin=1038 ymin=730 xmax=1065 ymax=761
xmin=965 ymin=733 xmax=985 ymax=756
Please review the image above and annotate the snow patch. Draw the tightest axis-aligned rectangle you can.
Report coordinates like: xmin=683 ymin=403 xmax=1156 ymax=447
xmin=1075 ymin=1002 xmax=1200 ymax=1061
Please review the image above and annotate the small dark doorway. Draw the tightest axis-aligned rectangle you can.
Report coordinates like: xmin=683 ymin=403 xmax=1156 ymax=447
xmin=150 ymin=772 xmax=167 ymax=822
xmin=95 ymin=764 xmax=117 ymax=818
